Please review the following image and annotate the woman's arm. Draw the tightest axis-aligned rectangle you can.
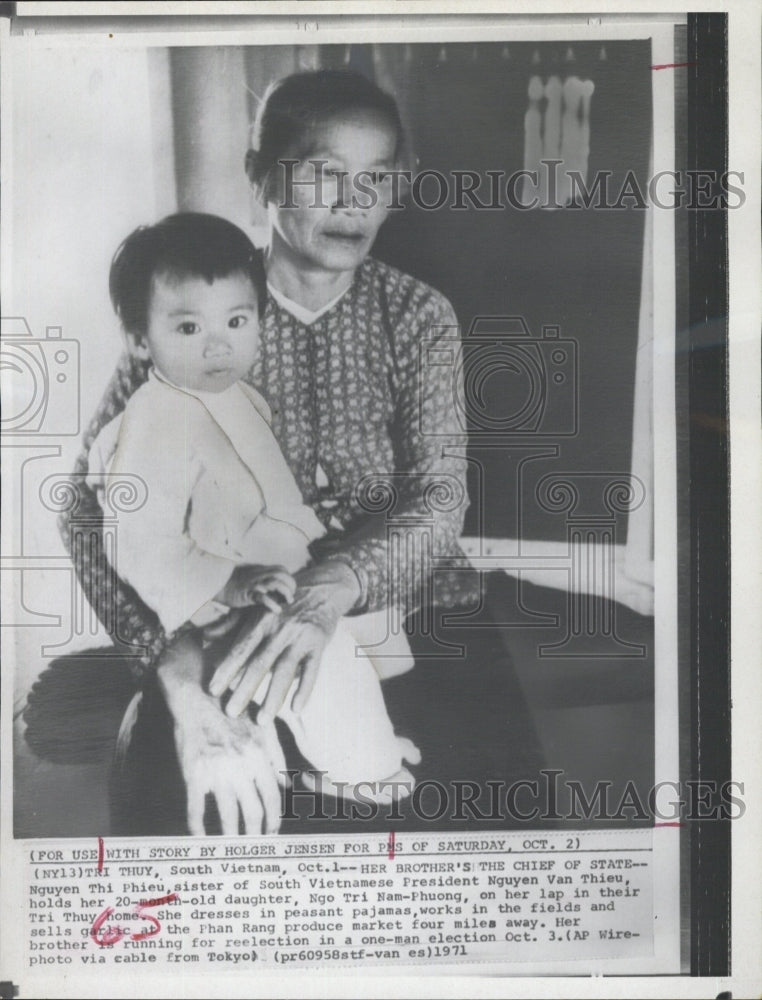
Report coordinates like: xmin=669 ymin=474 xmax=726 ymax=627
xmin=60 ymin=352 xmax=165 ymax=675
xmin=318 ymin=293 xmax=469 ymax=617
xmin=157 ymin=634 xmax=286 ymax=835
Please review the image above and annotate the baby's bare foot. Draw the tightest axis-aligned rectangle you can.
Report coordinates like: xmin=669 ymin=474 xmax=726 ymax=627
xmin=398 ymin=736 xmax=421 ymax=766
xmin=300 ymin=766 xmax=415 ymax=803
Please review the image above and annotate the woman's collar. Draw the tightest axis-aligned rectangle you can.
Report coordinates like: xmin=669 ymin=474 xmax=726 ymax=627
xmin=263 ymin=244 xmax=362 ymax=324
xmin=267 ymin=281 xmax=352 ymax=326
xmin=266 ymin=280 xmax=350 ymax=325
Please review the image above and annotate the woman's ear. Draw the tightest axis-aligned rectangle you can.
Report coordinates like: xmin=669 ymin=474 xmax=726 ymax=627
xmin=245 ymin=148 xmax=263 ymax=187
xmin=245 ymin=148 xmax=270 ymax=204
xmin=124 ymin=331 xmax=150 ymax=361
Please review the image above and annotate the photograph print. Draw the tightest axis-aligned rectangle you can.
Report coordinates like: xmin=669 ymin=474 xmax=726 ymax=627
xmin=7 ymin=32 xmax=667 ymax=844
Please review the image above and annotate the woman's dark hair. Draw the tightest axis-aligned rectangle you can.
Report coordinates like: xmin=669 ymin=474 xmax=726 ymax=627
xmin=246 ymin=69 xmax=406 ymax=201
xmin=109 ymin=212 xmax=267 ymax=337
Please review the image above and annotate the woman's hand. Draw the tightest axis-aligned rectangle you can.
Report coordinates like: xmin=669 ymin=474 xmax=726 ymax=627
xmin=208 ymin=561 xmax=361 ymax=723
xmin=158 ymin=634 xmax=287 ymax=836
xmin=173 ymin=691 xmax=287 ymax=836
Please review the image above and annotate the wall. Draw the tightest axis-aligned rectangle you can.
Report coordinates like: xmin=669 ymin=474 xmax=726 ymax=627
xmin=369 ymin=41 xmax=651 ymax=542
xmin=7 ymin=45 xmax=172 ymax=690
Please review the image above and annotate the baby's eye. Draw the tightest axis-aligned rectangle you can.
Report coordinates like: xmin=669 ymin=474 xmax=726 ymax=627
xmin=177 ymin=321 xmax=200 ymax=336
xmin=228 ymin=314 xmax=249 ymax=329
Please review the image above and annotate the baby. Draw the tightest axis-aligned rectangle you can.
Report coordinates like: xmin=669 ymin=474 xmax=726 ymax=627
xmin=87 ymin=212 xmax=418 ymax=806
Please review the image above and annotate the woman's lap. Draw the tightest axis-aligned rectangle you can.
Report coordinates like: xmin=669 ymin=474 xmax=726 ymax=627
xmin=279 ymin=598 xmax=547 ymax=835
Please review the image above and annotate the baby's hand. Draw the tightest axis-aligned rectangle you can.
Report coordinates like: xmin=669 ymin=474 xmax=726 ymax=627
xmin=217 ymin=565 xmax=296 ymax=612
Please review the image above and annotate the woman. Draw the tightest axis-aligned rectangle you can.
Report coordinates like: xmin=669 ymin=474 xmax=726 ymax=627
xmin=63 ymin=69 xmax=540 ymax=836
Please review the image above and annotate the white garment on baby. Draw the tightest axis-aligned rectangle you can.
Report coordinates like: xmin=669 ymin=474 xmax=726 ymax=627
xmin=88 ymin=369 xmax=414 ymax=786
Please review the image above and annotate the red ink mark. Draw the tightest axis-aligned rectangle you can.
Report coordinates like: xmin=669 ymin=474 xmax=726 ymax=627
xmin=650 ymin=62 xmax=696 ymax=71
xmin=97 ymin=836 xmax=104 ymax=873
xmin=387 ymin=831 xmax=396 ymax=860
xmin=90 ymin=892 xmax=179 ymax=946
xmin=132 ymin=901 xmax=163 ymax=941
xmin=654 ymin=821 xmax=683 ymax=828
xmin=90 ymin=907 xmax=126 ymax=947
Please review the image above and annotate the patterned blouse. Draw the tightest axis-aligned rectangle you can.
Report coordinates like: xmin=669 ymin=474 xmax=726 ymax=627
xmin=61 ymin=256 xmax=469 ymax=675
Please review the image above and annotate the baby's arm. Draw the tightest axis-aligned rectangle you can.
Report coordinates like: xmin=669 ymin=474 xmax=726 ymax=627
xmin=107 ymin=390 xmax=300 ymax=632
xmin=215 ymin=565 xmax=297 ymax=613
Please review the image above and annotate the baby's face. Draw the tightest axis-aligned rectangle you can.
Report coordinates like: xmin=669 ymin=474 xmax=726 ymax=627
xmin=142 ymin=271 xmax=259 ymax=393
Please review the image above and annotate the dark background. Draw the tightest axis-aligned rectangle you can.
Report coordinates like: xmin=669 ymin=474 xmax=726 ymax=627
xmin=368 ymin=41 xmax=652 ymax=541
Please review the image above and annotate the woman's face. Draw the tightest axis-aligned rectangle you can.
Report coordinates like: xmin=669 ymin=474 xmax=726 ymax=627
xmin=267 ymin=111 xmax=398 ymax=278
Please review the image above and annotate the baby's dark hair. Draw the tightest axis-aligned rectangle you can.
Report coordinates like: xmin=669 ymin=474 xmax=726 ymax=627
xmin=109 ymin=212 xmax=267 ymax=337
xmin=246 ymin=69 xmax=406 ymax=201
